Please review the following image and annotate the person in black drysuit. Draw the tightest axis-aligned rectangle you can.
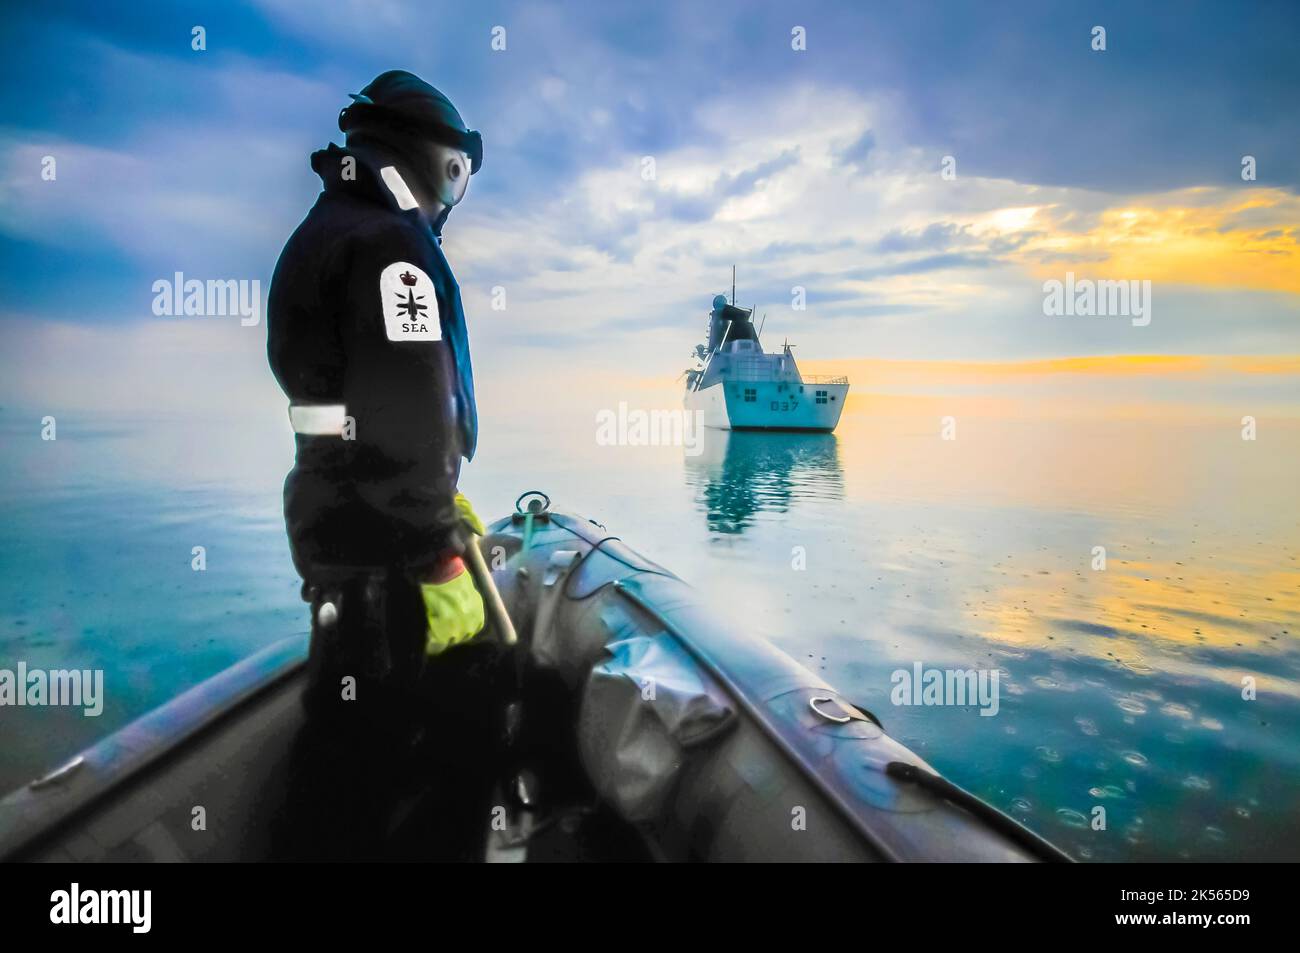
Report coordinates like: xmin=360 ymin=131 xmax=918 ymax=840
xmin=266 ymin=70 xmax=504 ymax=861
xmin=268 ymin=70 xmax=480 ymax=579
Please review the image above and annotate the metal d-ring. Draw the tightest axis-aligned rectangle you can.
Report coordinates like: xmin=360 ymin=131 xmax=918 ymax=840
xmin=809 ymin=695 xmax=851 ymax=724
xmin=515 ymin=490 xmax=551 ymax=516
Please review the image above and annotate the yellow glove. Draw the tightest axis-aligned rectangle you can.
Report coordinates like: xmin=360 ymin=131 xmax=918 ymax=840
xmin=454 ymin=491 xmax=485 ymax=537
xmin=421 ymin=555 xmax=486 ymax=656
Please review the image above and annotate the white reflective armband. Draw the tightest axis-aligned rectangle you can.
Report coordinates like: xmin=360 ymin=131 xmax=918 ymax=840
xmin=289 ymin=404 xmax=348 ymax=436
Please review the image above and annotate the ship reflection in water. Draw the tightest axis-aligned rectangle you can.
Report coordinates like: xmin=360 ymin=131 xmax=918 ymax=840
xmin=684 ymin=429 xmax=844 ymax=534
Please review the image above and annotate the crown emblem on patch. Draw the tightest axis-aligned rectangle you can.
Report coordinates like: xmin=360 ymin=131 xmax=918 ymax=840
xmin=400 ymin=271 xmax=418 ymax=286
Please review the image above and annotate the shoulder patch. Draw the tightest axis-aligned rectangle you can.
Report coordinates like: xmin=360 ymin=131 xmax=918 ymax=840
xmin=380 ymin=262 xmax=441 ymax=342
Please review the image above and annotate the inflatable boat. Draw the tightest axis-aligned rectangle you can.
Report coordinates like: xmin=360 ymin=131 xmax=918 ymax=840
xmin=0 ymin=492 xmax=1070 ymax=862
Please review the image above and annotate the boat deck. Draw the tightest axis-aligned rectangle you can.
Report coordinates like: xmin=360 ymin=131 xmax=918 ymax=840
xmin=6 ymin=650 xmax=649 ymax=863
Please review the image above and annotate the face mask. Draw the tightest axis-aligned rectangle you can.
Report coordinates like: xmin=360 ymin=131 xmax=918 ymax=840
xmin=428 ymin=143 xmax=471 ymax=207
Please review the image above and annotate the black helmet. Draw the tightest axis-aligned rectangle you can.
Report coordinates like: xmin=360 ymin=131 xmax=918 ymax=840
xmin=339 ymin=70 xmax=482 ymax=174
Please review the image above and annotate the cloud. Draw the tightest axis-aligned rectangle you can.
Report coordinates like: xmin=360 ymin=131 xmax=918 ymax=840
xmin=1 ymin=0 xmax=1298 ymax=395
xmin=444 ymin=76 xmax=1300 ymax=370
xmin=1009 ymin=189 xmax=1300 ymax=294
xmin=838 ymin=130 xmax=875 ymax=169
xmin=874 ymin=222 xmax=973 ymax=253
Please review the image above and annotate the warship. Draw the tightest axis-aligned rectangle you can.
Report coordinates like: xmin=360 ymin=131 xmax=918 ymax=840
xmin=684 ymin=277 xmax=849 ymax=432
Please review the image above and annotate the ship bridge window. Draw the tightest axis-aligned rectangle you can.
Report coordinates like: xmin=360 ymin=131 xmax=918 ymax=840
xmin=815 ymin=390 xmax=828 ymax=404
xmin=743 ymin=387 xmax=757 ymax=402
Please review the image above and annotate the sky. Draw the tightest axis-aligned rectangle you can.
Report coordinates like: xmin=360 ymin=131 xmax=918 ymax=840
xmin=1 ymin=0 xmax=1298 ymax=419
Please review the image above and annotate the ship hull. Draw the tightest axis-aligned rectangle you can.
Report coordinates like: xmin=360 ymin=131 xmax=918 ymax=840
xmin=685 ymin=379 xmax=848 ymax=432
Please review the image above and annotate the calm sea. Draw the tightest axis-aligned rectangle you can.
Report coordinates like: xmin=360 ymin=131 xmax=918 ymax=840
xmin=1 ymin=388 xmax=1297 ymax=862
